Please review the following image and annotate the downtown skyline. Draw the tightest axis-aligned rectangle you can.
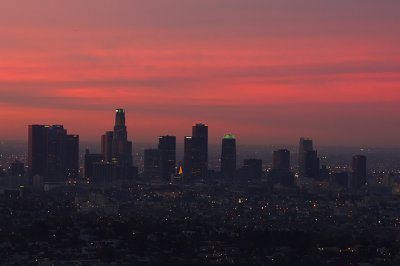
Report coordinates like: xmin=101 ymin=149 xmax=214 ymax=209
xmin=1 ymin=1 xmax=400 ymax=147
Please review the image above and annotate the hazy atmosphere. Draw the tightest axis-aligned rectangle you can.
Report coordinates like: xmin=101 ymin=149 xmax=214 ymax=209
xmin=1 ymin=0 xmax=400 ymax=146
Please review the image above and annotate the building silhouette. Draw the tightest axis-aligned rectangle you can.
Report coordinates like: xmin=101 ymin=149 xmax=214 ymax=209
xmin=273 ymin=149 xmax=290 ymax=172
xmin=112 ymin=109 xmax=133 ymax=167
xmin=298 ymin=138 xmax=320 ymax=179
xmin=298 ymin=138 xmax=314 ymax=178
xmin=183 ymin=124 xmax=208 ymax=179
xmin=183 ymin=136 xmax=193 ymax=179
xmin=158 ymin=136 xmax=176 ymax=180
xmin=352 ymin=155 xmax=367 ymax=189
xmin=191 ymin=124 xmax=208 ymax=178
xmin=84 ymin=149 xmax=104 ymax=179
xmin=28 ymin=125 xmax=79 ymax=182
xmin=221 ymin=134 xmax=236 ymax=179
xmin=101 ymin=131 xmax=113 ymax=162
xmin=28 ymin=125 xmax=48 ymax=178
xmin=305 ymin=150 xmax=320 ymax=179
xmin=270 ymin=149 xmax=294 ymax=187
xmin=105 ymin=108 xmax=134 ymax=180
xmin=144 ymin=149 xmax=162 ymax=180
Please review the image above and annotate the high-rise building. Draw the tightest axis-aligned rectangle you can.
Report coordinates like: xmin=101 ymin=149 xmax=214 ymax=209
xmin=221 ymin=134 xmax=236 ymax=179
xmin=273 ymin=149 xmax=290 ymax=172
xmin=84 ymin=150 xmax=104 ymax=179
xmin=191 ymin=123 xmax=208 ymax=179
xmin=28 ymin=124 xmax=79 ymax=182
xmin=64 ymin=134 xmax=79 ymax=179
xmin=101 ymin=131 xmax=113 ymax=162
xmin=298 ymin=138 xmax=313 ymax=177
xmin=305 ymin=150 xmax=320 ymax=179
xmin=183 ymin=136 xmax=193 ymax=179
xmin=111 ymin=108 xmax=133 ymax=179
xmin=28 ymin=125 xmax=49 ymax=178
xmin=144 ymin=149 xmax=162 ymax=180
xmin=352 ymin=155 xmax=367 ymax=189
xmin=270 ymin=149 xmax=294 ymax=186
xmin=158 ymin=136 xmax=176 ymax=180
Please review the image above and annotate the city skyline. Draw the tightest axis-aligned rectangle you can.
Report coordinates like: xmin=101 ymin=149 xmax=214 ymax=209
xmin=1 ymin=2 xmax=400 ymax=265
xmin=1 ymin=1 xmax=400 ymax=147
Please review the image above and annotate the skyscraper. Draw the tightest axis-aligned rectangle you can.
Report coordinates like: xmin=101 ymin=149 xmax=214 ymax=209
xmin=84 ymin=150 xmax=104 ymax=179
xmin=158 ymin=135 xmax=176 ymax=180
xmin=144 ymin=149 xmax=162 ymax=180
xmin=298 ymin=138 xmax=313 ymax=178
xmin=28 ymin=125 xmax=48 ymax=178
xmin=352 ymin=155 xmax=367 ymax=189
xmin=191 ymin=123 xmax=208 ymax=179
xmin=28 ymin=124 xmax=79 ymax=182
xmin=101 ymin=131 xmax=114 ymax=162
xmin=305 ymin=150 xmax=320 ymax=179
xmin=183 ymin=136 xmax=193 ymax=179
xmin=270 ymin=149 xmax=294 ymax=187
xmin=273 ymin=149 xmax=290 ymax=172
xmin=221 ymin=134 xmax=236 ymax=179
xmin=46 ymin=125 xmax=67 ymax=181
xmin=111 ymin=108 xmax=133 ymax=179
xmin=63 ymin=134 xmax=79 ymax=179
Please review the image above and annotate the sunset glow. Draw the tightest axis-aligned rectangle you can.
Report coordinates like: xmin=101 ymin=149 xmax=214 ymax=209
xmin=1 ymin=0 xmax=400 ymax=146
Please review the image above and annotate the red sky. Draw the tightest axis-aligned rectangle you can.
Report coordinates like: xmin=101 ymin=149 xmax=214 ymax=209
xmin=1 ymin=0 xmax=400 ymax=147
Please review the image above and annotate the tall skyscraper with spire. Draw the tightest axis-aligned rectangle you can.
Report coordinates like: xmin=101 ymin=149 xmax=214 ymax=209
xmin=112 ymin=108 xmax=133 ymax=168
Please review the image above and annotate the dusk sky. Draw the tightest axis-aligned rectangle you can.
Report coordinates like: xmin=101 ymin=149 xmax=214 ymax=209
xmin=1 ymin=0 xmax=400 ymax=147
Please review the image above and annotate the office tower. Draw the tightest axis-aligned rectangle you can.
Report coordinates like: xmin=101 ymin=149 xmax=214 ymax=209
xmin=101 ymin=131 xmax=114 ymax=162
xmin=28 ymin=125 xmax=48 ymax=178
xmin=191 ymin=123 xmax=208 ymax=179
xmin=11 ymin=160 xmax=24 ymax=177
xmin=270 ymin=149 xmax=294 ymax=186
xmin=243 ymin=159 xmax=263 ymax=179
xmin=111 ymin=108 xmax=133 ymax=179
xmin=144 ymin=149 xmax=162 ymax=180
xmin=352 ymin=155 xmax=367 ymax=189
xmin=298 ymin=138 xmax=313 ymax=177
xmin=273 ymin=149 xmax=290 ymax=172
xmin=158 ymin=135 xmax=176 ymax=180
xmin=28 ymin=124 xmax=79 ymax=182
xmin=112 ymin=109 xmax=132 ymax=164
xmin=221 ymin=134 xmax=236 ymax=179
xmin=46 ymin=125 xmax=66 ymax=181
xmin=84 ymin=150 xmax=104 ymax=179
xmin=305 ymin=150 xmax=320 ymax=179
xmin=183 ymin=136 xmax=193 ymax=178
xmin=64 ymin=134 xmax=79 ymax=179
